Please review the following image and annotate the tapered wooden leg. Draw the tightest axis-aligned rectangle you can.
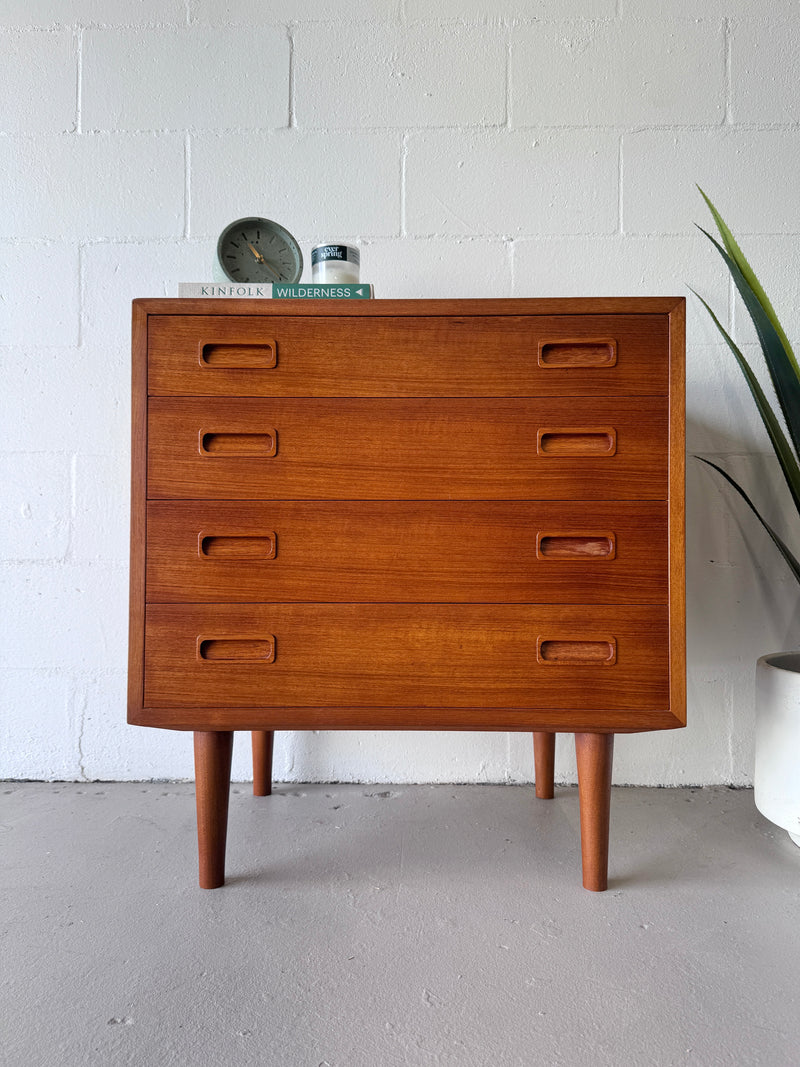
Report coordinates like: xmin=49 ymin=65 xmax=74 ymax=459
xmin=194 ymin=731 xmax=234 ymax=889
xmin=574 ymin=732 xmax=615 ymax=892
xmin=251 ymin=730 xmax=274 ymax=797
xmin=533 ymin=731 xmax=556 ymax=799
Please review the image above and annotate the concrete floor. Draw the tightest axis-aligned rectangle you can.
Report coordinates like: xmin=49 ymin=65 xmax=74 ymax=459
xmin=2 ymin=782 xmax=799 ymax=1067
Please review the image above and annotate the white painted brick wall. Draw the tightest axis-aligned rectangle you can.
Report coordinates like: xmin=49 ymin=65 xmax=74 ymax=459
xmin=0 ymin=244 xmax=80 ymax=346
xmin=190 ymin=0 xmax=401 ymax=22
xmin=0 ymin=2 xmax=184 ymax=28
xmin=0 ymin=454 xmax=72 ymax=561
xmin=409 ymin=1 xmax=616 ymax=15
xmin=405 ymin=130 xmax=618 ymax=235
xmin=2 ymin=2 xmax=799 ymax=787
xmin=294 ymin=22 xmax=507 ymax=127
xmin=83 ymin=27 xmax=291 ymax=131
xmin=511 ymin=20 xmax=725 ymax=127
xmin=365 ymin=238 xmax=512 ymax=299
xmin=731 ymin=18 xmax=800 ymax=122
xmin=190 ymin=131 xmax=402 ymax=238
xmin=623 ymin=130 xmax=800 ymax=235
xmin=0 ymin=30 xmax=77 ymax=133
xmin=0 ymin=135 xmax=185 ymax=238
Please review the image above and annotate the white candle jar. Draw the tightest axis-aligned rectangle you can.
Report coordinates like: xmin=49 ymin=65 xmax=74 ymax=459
xmin=311 ymin=244 xmax=360 ymax=284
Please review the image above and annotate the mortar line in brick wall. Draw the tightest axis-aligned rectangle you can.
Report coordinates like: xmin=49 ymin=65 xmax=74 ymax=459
xmin=61 ymin=453 xmax=78 ymax=568
xmin=729 ymin=273 xmax=737 ymax=342
xmin=286 ymin=121 xmax=800 ymax=135
xmin=76 ymin=686 xmax=89 ymax=783
xmin=400 ymin=131 xmax=408 ymax=237
xmin=158 ymin=116 xmax=782 ymax=136
xmin=77 ymin=243 xmax=85 ymax=348
xmin=50 ymin=121 xmax=800 ymax=137
xmin=617 ymin=134 xmax=623 ymax=234
xmin=184 ymin=134 xmax=191 ymax=239
xmin=724 ymin=17 xmax=732 ymax=125
xmin=288 ymin=26 xmax=296 ymax=129
xmin=503 ymin=19 xmax=511 ymax=128
xmin=409 ymin=231 xmax=643 ymax=241
xmin=725 ymin=675 xmax=736 ymax=785
xmin=74 ymin=26 xmax=83 ymax=134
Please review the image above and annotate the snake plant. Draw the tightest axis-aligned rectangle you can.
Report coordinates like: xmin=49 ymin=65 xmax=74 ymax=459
xmin=693 ymin=189 xmax=800 ymax=583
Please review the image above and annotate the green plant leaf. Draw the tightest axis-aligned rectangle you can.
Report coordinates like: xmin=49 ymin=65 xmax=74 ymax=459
xmin=690 ymin=287 xmax=800 ymax=517
xmin=697 ymin=186 xmax=798 ymax=376
xmin=697 ymin=226 xmax=800 ymax=464
xmin=697 ymin=457 xmax=800 ymax=584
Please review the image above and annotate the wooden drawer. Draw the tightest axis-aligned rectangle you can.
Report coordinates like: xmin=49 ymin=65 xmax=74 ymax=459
xmin=146 ymin=500 xmax=668 ymax=603
xmin=143 ymin=603 xmax=669 ymax=710
xmin=146 ymin=313 xmax=669 ymax=397
xmin=147 ymin=396 xmax=668 ymax=500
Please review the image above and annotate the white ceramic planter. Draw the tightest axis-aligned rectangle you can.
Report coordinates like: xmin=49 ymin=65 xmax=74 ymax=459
xmin=755 ymin=652 xmax=800 ymax=846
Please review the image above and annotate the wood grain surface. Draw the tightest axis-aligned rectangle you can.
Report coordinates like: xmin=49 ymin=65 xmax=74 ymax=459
xmin=146 ymin=312 xmax=669 ymax=397
xmin=145 ymin=499 xmax=668 ymax=603
xmin=130 ymin=297 xmax=686 ymax=890
xmin=146 ymin=396 xmax=668 ymax=500
xmin=143 ymin=602 xmax=669 ymax=710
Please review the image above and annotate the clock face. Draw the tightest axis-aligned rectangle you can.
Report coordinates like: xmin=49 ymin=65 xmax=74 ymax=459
xmin=217 ymin=217 xmax=303 ymax=284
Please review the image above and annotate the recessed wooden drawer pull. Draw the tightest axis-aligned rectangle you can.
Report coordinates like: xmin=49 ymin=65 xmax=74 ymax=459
xmin=199 ymin=341 xmax=277 ymax=369
xmin=537 ymin=637 xmax=617 ymax=665
xmin=537 ymin=428 xmax=617 ymax=456
xmin=199 ymin=430 xmax=277 ymax=456
xmin=198 ymin=532 xmax=277 ymax=560
xmin=538 ymin=339 xmax=617 ymax=368
xmin=536 ymin=533 xmax=616 ymax=560
xmin=197 ymin=636 xmax=275 ymax=663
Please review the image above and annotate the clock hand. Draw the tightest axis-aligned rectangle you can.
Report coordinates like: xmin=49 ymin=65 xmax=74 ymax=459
xmin=247 ymin=242 xmax=280 ymax=281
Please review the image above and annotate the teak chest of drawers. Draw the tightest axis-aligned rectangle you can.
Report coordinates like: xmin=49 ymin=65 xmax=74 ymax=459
xmin=129 ymin=297 xmax=686 ymax=891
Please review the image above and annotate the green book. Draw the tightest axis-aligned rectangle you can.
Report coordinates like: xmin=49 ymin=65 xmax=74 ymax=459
xmin=272 ymin=283 xmax=373 ymax=299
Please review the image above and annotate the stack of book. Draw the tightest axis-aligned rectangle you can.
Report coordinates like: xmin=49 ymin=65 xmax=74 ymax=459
xmin=177 ymin=282 xmax=374 ymax=299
